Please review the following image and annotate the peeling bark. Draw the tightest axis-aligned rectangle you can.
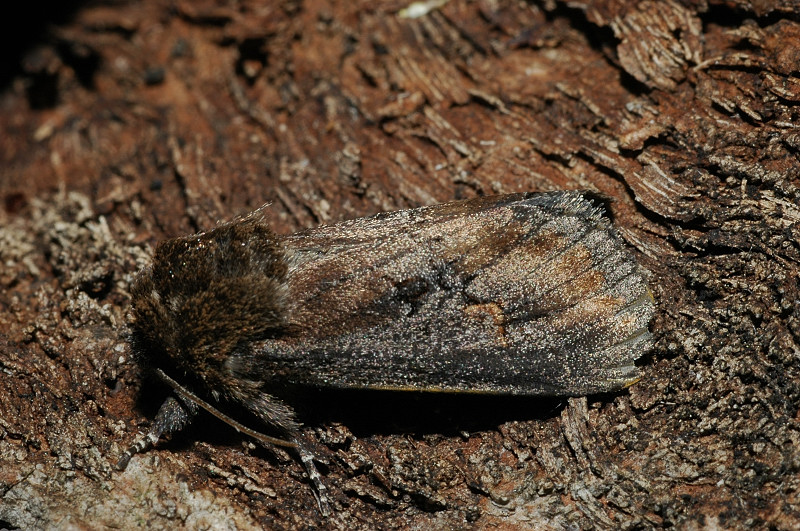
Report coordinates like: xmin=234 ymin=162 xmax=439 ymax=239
xmin=2 ymin=1 xmax=799 ymax=529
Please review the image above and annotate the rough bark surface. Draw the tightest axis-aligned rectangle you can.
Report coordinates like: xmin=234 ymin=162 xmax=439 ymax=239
xmin=2 ymin=1 xmax=800 ymax=529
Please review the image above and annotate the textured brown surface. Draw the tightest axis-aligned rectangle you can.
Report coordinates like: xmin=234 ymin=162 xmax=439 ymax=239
xmin=1 ymin=0 xmax=799 ymax=529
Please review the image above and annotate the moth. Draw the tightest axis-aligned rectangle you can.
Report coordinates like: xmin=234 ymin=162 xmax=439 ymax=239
xmin=118 ymin=191 xmax=655 ymax=515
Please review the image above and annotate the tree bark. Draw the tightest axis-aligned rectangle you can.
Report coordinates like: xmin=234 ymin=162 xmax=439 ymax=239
xmin=1 ymin=0 xmax=799 ymax=529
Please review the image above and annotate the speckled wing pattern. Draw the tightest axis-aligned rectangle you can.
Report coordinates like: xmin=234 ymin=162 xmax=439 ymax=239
xmin=232 ymin=192 xmax=654 ymax=396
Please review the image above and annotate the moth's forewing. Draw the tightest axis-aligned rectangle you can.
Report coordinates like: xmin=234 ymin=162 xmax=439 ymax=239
xmin=234 ymin=192 xmax=653 ymax=396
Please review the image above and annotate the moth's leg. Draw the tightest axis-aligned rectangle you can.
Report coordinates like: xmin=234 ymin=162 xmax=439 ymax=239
xmin=291 ymin=435 xmax=331 ymax=517
xmin=238 ymin=389 xmax=332 ymax=515
xmin=136 ymin=371 xmax=333 ymax=515
xmin=116 ymin=395 xmax=198 ymax=470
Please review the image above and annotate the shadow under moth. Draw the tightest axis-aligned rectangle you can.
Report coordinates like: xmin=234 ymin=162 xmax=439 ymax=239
xmin=117 ymin=191 xmax=655 ymax=515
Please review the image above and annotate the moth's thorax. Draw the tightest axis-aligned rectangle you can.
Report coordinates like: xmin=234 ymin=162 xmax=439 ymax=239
xmin=129 ymin=211 xmax=292 ymax=392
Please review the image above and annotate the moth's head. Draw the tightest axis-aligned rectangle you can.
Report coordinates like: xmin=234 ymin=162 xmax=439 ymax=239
xmin=129 ymin=213 xmax=288 ymax=385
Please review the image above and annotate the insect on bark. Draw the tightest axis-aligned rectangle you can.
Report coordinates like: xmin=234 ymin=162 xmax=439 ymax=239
xmin=117 ymin=191 xmax=655 ymax=515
